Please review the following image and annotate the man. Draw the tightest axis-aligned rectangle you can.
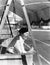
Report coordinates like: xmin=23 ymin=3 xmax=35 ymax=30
xmin=7 ymin=27 xmax=34 ymax=54
xmin=0 ymin=27 xmax=35 ymax=65
xmin=1 ymin=27 xmax=35 ymax=54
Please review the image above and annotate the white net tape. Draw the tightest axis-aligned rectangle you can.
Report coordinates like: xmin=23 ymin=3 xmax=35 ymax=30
xmin=25 ymin=1 xmax=50 ymax=6
xmin=0 ymin=1 xmax=50 ymax=8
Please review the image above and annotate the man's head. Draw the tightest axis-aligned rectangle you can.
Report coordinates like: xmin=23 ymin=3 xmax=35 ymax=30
xmin=18 ymin=27 xmax=28 ymax=40
xmin=18 ymin=27 xmax=28 ymax=36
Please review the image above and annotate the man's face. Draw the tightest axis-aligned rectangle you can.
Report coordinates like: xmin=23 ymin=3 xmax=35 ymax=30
xmin=22 ymin=34 xmax=27 ymax=40
xmin=16 ymin=30 xmax=20 ymax=36
xmin=22 ymin=32 xmax=30 ymax=40
xmin=24 ymin=32 xmax=29 ymax=36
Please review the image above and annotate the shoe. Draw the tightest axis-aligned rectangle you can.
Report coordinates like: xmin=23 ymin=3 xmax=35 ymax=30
xmin=7 ymin=47 xmax=14 ymax=54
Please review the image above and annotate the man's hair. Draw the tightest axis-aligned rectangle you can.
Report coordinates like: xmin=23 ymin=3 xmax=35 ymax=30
xmin=19 ymin=27 xmax=28 ymax=35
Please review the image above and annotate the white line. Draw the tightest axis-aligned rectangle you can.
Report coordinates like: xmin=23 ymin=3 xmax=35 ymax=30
xmin=35 ymin=39 xmax=50 ymax=46
xmin=32 ymin=29 xmax=50 ymax=31
xmin=28 ymin=33 xmax=50 ymax=46
xmin=25 ymin=1 xmax=50 ymax=6
xmin=39 ymin=54 xmax=50 ymax=65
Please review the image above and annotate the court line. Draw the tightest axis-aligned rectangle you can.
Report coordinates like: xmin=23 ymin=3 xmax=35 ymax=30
xmin=32 ymin=29 xmax=50 ymax=31
xmin=34 ymin=39 xmax=50 ymax=46
xmin=39 ymin=54 xmax=50 ymax=65
xmin=34 ymin=39 xmax=50 ymax=64
xmin=25 ymin=1 xmax=50 ymax=6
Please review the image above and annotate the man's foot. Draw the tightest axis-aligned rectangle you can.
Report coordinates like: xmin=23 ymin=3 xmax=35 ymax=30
xmin=7 ymin=47 xmax=14 ymax=54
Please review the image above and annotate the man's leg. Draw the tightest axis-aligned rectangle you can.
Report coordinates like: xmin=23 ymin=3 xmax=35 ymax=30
xmin=21 ymin=55 xmax=27 ymax=65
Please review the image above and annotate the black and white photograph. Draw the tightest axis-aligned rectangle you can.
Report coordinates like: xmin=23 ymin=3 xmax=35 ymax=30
xmin=0 ymin=0 xmax=50 ymax=65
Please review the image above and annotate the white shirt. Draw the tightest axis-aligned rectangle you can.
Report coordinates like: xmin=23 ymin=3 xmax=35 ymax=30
xmin=14 ymin=36 xmax=27 ymax=53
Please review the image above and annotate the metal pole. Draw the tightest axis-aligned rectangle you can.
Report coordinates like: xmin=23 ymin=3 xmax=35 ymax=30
xmin=1 ymin=0 xmax=8 ymax=23
xmin=0 ymin=0 xmax=12 ymax=30
xmin=19 ymin=0 xmax=42 ymax=65
xmin=6 ymin=16 xmax=13 ymax=37
xmin=12 ymin=0 xmax=16 ymax=22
